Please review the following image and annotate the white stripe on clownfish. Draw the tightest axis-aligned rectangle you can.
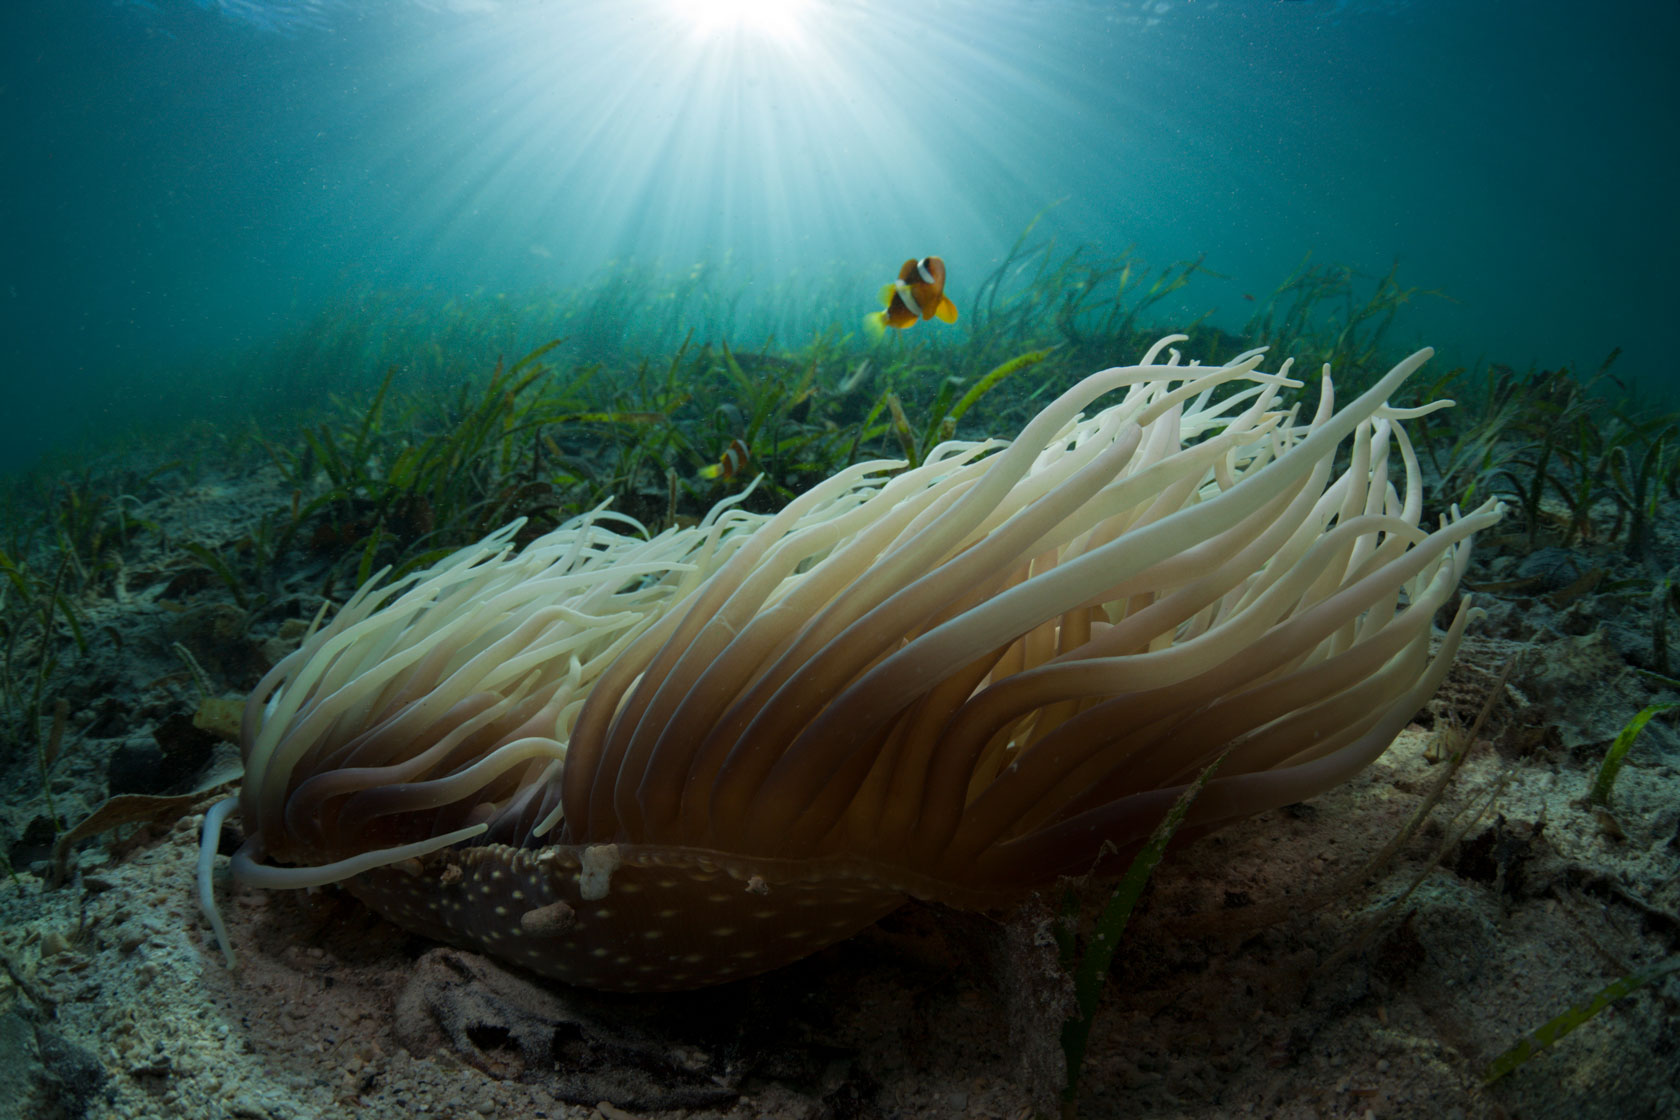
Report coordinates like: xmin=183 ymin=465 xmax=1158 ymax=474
xmin=895 ymin=281 xmax=923 ymax=318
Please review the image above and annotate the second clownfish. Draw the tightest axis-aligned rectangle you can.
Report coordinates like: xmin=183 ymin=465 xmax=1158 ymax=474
xmin=863 ymin=256 xmax=959 ymax=339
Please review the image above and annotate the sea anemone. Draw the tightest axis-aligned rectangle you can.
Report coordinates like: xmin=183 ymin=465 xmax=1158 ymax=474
xmin=198 ymin=336 xmax=1502 ymax=991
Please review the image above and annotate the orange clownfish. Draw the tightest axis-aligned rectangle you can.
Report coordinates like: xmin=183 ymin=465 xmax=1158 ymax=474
xmin=863 ymin=256 xmax=959 ymax=339
xmin=698 ymin=437 xmax=751 ymax=481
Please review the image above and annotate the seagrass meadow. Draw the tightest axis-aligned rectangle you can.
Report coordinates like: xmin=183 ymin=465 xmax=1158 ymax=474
xmin=3 ymin=2 xmax=1679 ymax=1119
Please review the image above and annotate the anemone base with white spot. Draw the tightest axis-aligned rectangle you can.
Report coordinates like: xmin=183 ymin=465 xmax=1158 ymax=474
xmin=349 ymin=842 xmax=905 ymax=991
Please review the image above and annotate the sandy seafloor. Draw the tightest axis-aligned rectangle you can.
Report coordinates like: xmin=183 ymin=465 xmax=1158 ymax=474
xmin=2 ymin=457 xmax=1678 ymax=1120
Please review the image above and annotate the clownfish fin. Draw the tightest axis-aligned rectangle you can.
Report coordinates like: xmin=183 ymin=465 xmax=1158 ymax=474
xmin=877 ymin=283 xmax=897 ymax=307
xmin=934 ymin=296 xmax=959 ymax=323
xmin=697 ymin=462 xmax=723 ymax=480
xmin=863 ymin=310 xmax=889 ymax=340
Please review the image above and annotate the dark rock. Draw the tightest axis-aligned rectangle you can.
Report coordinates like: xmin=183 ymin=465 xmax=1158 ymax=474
xmin=1448 ymin=814 xmax=1547 ymax=900
xmin=1514 ymin=547 xmax=1591 ymax=592
xmin=0 ymin=1009 xmax=109 ymax=1120
xmin=34 ymin=1026 xmax=107 ymax=1119
xmin=8 ymin=815 xmax=62 ymax=874
xmin=106 ymin=741 xmax=171 ymax=796
xmin=106 ymin=713 xmax=214 ymax=796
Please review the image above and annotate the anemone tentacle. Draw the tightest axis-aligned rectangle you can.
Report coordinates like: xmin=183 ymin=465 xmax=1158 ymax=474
xmin=198 ymin=338 xmax=1500 ymax=991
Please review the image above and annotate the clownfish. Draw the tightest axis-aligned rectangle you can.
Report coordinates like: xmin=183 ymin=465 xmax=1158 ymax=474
xmin=863 ymin=256 xmax=959 ymax=339
xmin=698 ymin=437 xmax=751 ymax=481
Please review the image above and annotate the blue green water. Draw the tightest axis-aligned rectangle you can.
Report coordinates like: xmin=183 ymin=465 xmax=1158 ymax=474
xmin=3 ymin=0 xmax=1676 ymax=473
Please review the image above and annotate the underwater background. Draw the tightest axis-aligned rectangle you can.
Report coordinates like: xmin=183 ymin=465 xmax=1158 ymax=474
xmin=5 ymin=4 xmax=1680 ymax=1119
xmin=3 ymin=0 xmax=1677 ymax=474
